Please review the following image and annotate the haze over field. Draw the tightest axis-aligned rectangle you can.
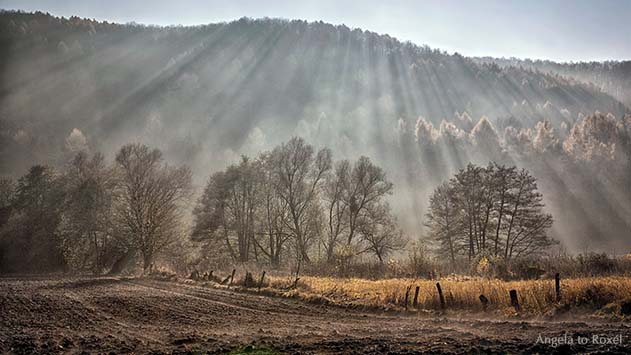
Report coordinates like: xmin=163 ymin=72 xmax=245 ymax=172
xmin=2 ymin=3 xmax=631 ymax=354
xmin=0 ymin=6 xmax=630 ymax=255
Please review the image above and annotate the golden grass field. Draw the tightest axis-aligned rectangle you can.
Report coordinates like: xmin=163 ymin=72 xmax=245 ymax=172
xmin=261 ymin=275 xmax=631 ymax=317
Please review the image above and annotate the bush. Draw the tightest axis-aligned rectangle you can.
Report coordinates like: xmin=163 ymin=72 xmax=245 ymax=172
xmin=507 ymin=257 xmax=546 ymax=280
xmin=577 ymin=253 xmax=617 ymax=275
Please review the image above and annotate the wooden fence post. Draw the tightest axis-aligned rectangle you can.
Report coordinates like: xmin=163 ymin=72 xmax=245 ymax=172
xmin=404 ymin=285 xmax=412 ymax=311
xmin=479 ymin=294 xmax=489 ymax=311
xmin=555 ymin=273 xmax=561 ymax=302
xmin=509 ymin=289 xmax=520 ymax=312
xmin=436 ymin=282 xmax=445 ymax=309
xmin=229 ymin=269 xmax=236 ymax=287
xmin=413 ymin=286 xmax=420 ymax=308
xmin=258 ymin=271 xmax=266 ymax=291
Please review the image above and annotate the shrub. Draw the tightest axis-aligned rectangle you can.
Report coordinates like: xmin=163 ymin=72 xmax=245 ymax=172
xmin=577 ymin=253 xmax=617 ymax=275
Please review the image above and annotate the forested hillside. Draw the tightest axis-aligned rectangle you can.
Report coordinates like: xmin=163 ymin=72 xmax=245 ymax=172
xmin=0 ymin=10 xmax=629 ymax=253
xmin=475 ymin=57 xmax=631 ymax=108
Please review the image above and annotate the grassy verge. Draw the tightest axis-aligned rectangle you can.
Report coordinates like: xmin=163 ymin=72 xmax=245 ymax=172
xmin=262 ymin=275 xmax=631 ymax=317
xmin=163 ymin=271 xmax=631 ymax=318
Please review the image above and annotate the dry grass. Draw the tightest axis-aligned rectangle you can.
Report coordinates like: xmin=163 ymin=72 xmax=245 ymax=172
xmin=264 ymin=275 xmax=631 ymax=316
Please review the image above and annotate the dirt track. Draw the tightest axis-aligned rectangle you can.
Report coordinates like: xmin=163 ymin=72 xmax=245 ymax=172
xmin=0 ymin=276 xmax=629 ymax=354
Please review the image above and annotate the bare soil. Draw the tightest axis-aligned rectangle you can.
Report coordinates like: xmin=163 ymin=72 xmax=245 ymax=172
xmin=1 ymin=276 xmax=629 ymax=354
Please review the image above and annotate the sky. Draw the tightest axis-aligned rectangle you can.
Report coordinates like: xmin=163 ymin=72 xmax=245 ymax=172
xmin=1 ymin=0 xmax=630 ymax=62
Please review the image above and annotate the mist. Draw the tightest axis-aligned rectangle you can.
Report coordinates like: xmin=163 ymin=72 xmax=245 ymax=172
xmin=0 ymin=11 xmax=630 ymax=254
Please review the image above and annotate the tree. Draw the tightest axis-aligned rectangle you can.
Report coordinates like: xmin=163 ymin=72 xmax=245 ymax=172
xmin=476 ymin=164 xmax=496 ymax=252
xmin=426 ymin=163 xmax=555 ymax=261
xmin=503 ymin=169 xmax=555 ymax=259
xmin=0 ymin=178 xmax=14 ymax=226
xmin=0 ymin=178 xmax=15 ymax=272
xmin=0 ymin=178 xmax=14 ymax=209
xmin=256 ymin=152 xmax=291 ymax=267
xmin=192 ymin=171 xmax=235 ymax=261
xmin=341 ymin=156 xmax=393 ymax=251
xmin=269 ymin=137 xmax=331 ymax=262
xmin=192 ymin=155 xmax=289 ymax=267
xmin=563 ymin=113 xmax=627 ymax=162
xmin=58 ymin=152 xmax=118 ymax=274
xmin=359 ymin=202 xmax=405 ymax=263
xmin=322 ymin=160 xmax=350 ymax=262
xmin=193 ymin=155 xmax=290 ymax=265
xmin=64 ymin=128 xmax=89 ymax=158
xmin=425 ymin=182 xmax=462 ymax=266
xmin=0 ymin=166 xmax=65 ymax=272
xmin=114 ymin=144 xmax=192 ymax=272
xmin=451 ymin=163 xmax=484 ymax=260
xmin=470 ymin=117 xmax=502 ymax=162
xmin=222 ymin=157 xmax=260 ymax=262
xmin=490 ymin=164 xmax=517 ymax=257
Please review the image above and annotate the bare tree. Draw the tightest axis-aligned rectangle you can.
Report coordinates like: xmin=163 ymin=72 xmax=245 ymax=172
xmin=359 ymin=202 xmax=406 ymax=263
xmin=425 ymin=182 xmax=462 ymax=266
xmin=192 ymin=152 xmax=296 ymax=267
xmin=477 ymin=164 xmax=497 ymax=251
xmin=427 ymin=163 xmax=554 ymax=261
xmin=503 ymin=169 xmax=555 ymax=259
xmin=223 ymin=157 xmax=260 ymax=262
xmin=270 ymin=137 xmax=331 ymax=262
xmin=490 ymin=163 xmax=517 ymax=256
xmin=192 ymin=171 xmax=236 ymax=260
xmin=322 ymin=160 xmax=350 ymax=262
xmin=256 ymin=152 xmax=291 ymax=267
xmin=114 ymin=144 xmax=192 ymax=273
xmin=450 ymin=164 xmax=475 ymax=260
xmin=342 ymin=156 xmax=393 ymax=250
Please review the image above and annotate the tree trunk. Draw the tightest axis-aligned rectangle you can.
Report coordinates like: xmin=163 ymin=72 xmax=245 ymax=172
xmin=448 ymin=237 xmax=456 ymax=267
xmin=505 ymin=184 xmax=524 ymax=259
xmin=143 ymin=253 xmax=153 ymax=274
xmin=468 ymin=217 xmax=474 ymax=260
xmin=494 ymin=193 xmax=505 ymax=256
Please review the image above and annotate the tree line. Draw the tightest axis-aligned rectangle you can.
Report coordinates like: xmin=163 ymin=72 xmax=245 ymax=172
xmin=0 ymin=144 xmax=192 ymax=273
xmin=0 ymin=137 xmax=555 ymax=274
xmin=0 ymin=138 xmax=403 ymax=273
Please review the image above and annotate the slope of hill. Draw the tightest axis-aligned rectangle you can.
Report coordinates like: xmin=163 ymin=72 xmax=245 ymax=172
xmin=0 ymin=11 xmax=629 ymax=253
xmin=474 ymin=57 xmax=631 ymax=108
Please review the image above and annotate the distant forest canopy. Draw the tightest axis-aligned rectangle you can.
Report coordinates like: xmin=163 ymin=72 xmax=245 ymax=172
xmin=0 ymin=10 xmax=630 ymax=253
xmin=474 ymin=57 xmax=631 ymax=109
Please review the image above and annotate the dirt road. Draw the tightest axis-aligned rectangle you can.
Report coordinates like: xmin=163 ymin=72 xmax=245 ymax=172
xmin=0 ymin=276 xmax=629 ymax=354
